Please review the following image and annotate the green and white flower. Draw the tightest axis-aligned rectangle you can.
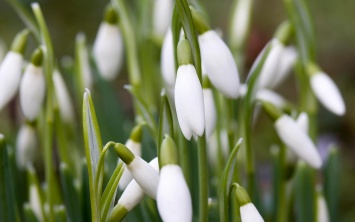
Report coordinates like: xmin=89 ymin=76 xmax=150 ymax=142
xmin=53 ymin=69 xmax=74 ymax=123
xmin=16 ymin=123 xmax=37 ymax=169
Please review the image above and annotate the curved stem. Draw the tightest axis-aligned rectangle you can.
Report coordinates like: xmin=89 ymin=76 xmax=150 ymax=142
xmin=198 ymin=133 xmax=208 ymax=222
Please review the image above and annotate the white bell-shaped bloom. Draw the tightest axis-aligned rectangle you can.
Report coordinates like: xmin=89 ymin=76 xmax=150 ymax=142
xmin=20 ymin=63 xmax=46 ymax=120
xmin=117 ymin=158 xmax=159 ymax=210
xmin=53 ymin=70 xmax=74 ymax=123
xmin=126 ymin=156 xmax=160 ymax=199
xmin=119 ymin=139 xmax=142 ymax=190
xmin=240 ymin=203 xmax=264 ymax=222
xmin=0 ymin=52 xmax=23 ymax=111
xmin=161 ymin=29 xmax=175 ymax=89
xmin=256 ymin=89 xmax=287 ymax=109
xmin=270 ymin=46 xmax=297 ymax=88
xmin=175 ymin=64 xmax=205 ymax=140
xmin=230 ymin=0 xmax=252 ymax=49
xmin=153 ymin=0 xmax=174 ymax=38
xmin=199 ymin=30 xmax=240 ymax=98
xmin=310 ymin=72 xmax=345 ymax=116
xmin=257 ymin=38 xmax=284 ymax=89
xmin=203 ymin=88 xmax=216 ymax=138
xmin=157 ymin=165 xmax=192 ymax=222
xmin=16 ymin=124 xmax=37 ymax=169
xmin=93 ymin=22 xmax=123 ymax=80
xmin=296 ymin=112 xmax=309 ymax=133
xmin=274 ymin=115 xmax=322 ymax=169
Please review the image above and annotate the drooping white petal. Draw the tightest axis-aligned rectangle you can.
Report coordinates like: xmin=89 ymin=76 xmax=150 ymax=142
xmin=20 ymin=63 xmax=46 ymax=120
xmin=203 ymin=88 xmax=216 ymax=138
xmin=199 ymin=30 xmax=240 ymax=98
xmin=257 ymin=38 xmax=284 ymax=89
xmin=296 ymin=112 xmax=309 ymax=133
xmin=270 ymin=46 xmax=297 ymax=88
xmin=310 ymin=72 xmax=345 ymax=116
xmin=256 ymin=88 xmax=287 ymax=109
xmin=118 ymin=158 xmax=159 ymax=210
xmin=126 ymin=156 xmax=160 ymax=199
xmin=240 ymin=203 xmax=264 ymax=222
xmin=119 ymin=139 xmax=142 ymax=190
xmin=153 ymin=0 xmax=174 ymax=37
xmin=93 ymin=22 xmax=123 ymax=80
xmin=157 ymin=165 xmax=192 ymax=222
xmin=16 ymin=124 xmax=37 ymax=169
xmin=161 ymin=29 xmax=175 ymax=89
xmin=274 ymin=115 xmax=322 ymax=169
xmin=53 ymin=70 xmax=74 ymax=123
xmin=317 ymin=193 xmax=329 ymax=222
xmin=175 ymin=64 xmax=205 ymax=140
xmin=0 ymin=52 xmax=23 ymax=111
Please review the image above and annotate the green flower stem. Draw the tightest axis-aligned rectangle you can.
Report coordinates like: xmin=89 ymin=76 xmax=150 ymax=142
xmin=54 ymin=108 xmax=72 ymax=172
xmin=95 ymin=141 xmax=116 ymax=198
xmin=112 ymin=0 xmax=141 ymax=87
xmin=198 ymin=133 xmax=208 ymax=222
xmin=178 ymin=131 xmax=191 ymax=187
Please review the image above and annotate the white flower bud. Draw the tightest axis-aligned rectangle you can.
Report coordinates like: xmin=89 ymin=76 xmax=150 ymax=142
xmin=0 ymin=52 xmax=23 ymax=111
xmin=16 ymin=124 xmax=37 ymax=169
xmin=119 ymin=139 xmax=142 ymax=190
xmin=153 ymin=0 xmax=174 ymax=38
xmin=256 ymin=89 xmax=287 ymax=109
xmin=310 ymin=72 xmax=345 ymax=116
xmin=117 ymin=158 xmax=159 ymax=211
xmin=53 ymin=70 xmax=74 ymax=123
xmin=30 ymin=184 xmax=44 ymax=222
xmin=257 ymin=38 xmax=284 ymax=89
xmin=317 ymin=192 xmax=329 ymax=222
xmin=203 ymin=88 xmax=216 ymax=138
xmin=274 ymin=115 xmax=322 ymax=169
xmin=240 ymin=203 xmax=264 ymax=222
xmin=161 ymin=29 xmax=175 ymax=89
xmin=270 ymin=46 xmax=297 ymax=88
xmin=126 ymin=156 xmax=160 ymax=199
xmin=175 ymin=64 xmax=205 ymax=140
xmin=296 ymin=112 xmax=309 ymax=133
xmin=93 ymin=22 xmax=123 ymax=80
xmin=157 ymin=165 xmax=192 ymax=222
xmin=199 ymin=30 xmax=240 ymax=98
xmin=20 ymin=63 xmax=46 ymax=120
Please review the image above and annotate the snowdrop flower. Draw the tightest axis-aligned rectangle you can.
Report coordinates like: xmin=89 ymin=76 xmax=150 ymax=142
xmin=262 ymin=102 xmax=322 ymax=168
xmin=199 ymin=29 xmax=240 ymax=98
xmin=157 ymin=136 xmax=192 ymax=222
xmin=16 ymin=124 xmax=37 ymax=169
xmin=229 ymin=0 xmax=252 ymax=50
xmin=203 ymin=77 xmax=216 ymax=138
xmin=109 ymin=158 xmax=159 ymax=221
xmin=93 ymin=5 xmax=123 ymax=81
xmin=310 ymin=70 xmax=345 ymax=116
xmin=153 ymin=0 xmax=174 ymax=38
xmin=114 ymin=143 xmax=159 ymax=199
xmin=53 ymin=69 xmax=74 ymax=123
xmin=161 ymin=29 xmax=175 ymax=89
xmin=270 ymin=46 xmax=297 ymax=88
xmin=175 ymin=38 xmax=205 ymax=140
xmin=20 ymin=48 xmax=46 ymax=121
xmin=256 ymin=38 xmax=284 ymax=89
xmin=0 ymin=29 xmax=29 ymax=111
xmin=296 ymin=112 xmax=309 ymax=133
xmin=234 ymin=184 xmax=264 ymax=222
xmin=28 ymin=165 xmax=44 ymax=222
xmin=118 ymin=125 xmax=143 ymax=190
xmin=275 ymin=114 xmax=322 ymax=169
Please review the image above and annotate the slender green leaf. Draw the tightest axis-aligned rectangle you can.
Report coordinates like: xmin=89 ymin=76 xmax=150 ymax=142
xmin=100 ymin=162 xmax=124 ymax=222
xmin=0 ymin=135 xmax=18 ymax=222
xmin=157 ymin=89 xmax=174 ymax=168
xmin=125 ymin=85 xmax=158 ymax=140
xmin=172 ymin=6 xmax=182 ymax=72
xmin=59 ymin=163 xmax=83 ymax=222
xmin=81 ymin=160 xmax=92 ymax=222
xmin=83 ymin=89 xmax=103 ymax=222
xmin=323 ymin=147 xmax=339 ymax=222
xmin=295 ymin=162 xmax=316 ymax=222
xmin=218 ymin=138 xmax=243 ymax=222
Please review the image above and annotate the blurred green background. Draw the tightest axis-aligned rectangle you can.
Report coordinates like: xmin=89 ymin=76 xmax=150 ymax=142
xmin=0 ymin=0 xmax=354 ymax=220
